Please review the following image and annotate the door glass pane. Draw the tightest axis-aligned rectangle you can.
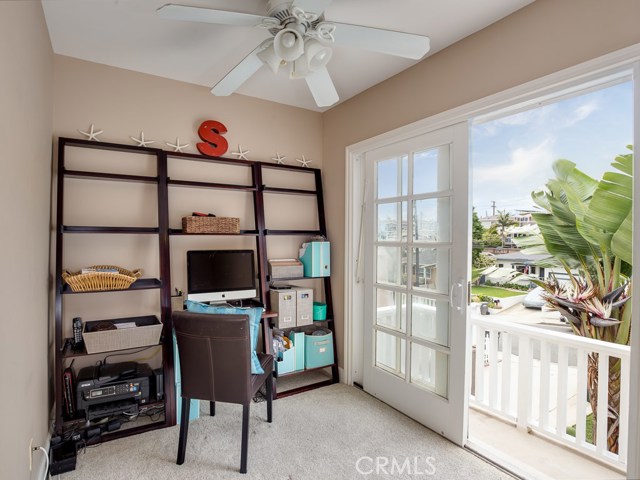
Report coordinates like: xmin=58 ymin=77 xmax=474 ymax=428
xmin=411 ymin=343 xmax=448 ymax=398
xmin=413 ymin=197 xmax=451 ymax=242
xmin=376 ymin=289 xmax=406 ymax=333
xmin=414 ymin=145 xmax=450 ymax=194
xmin=377 ymin=246 xmax=408 ymax=286
xmin=377 ymin=202 xmax=407 ymax=241
xmin=411 ymin=247 xmax=449 ymax=293
xmin=412 ymin=296 xmax=449 ymax=347
xmin=377 ymin=156 xmax=408 ymax=199
xmin=376 ymin=330 xmax=406 ymax=377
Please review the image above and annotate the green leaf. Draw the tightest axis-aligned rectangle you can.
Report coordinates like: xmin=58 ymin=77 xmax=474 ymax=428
xmin=611 ymin=210 xmax=633 ymax=265
xmin=611 ymin=150 xmax=632 ymax=176
xmin=582 ymin=158 xmax=632 ymax=243
xmin=533 ymin=212 xmax=593 ymax=260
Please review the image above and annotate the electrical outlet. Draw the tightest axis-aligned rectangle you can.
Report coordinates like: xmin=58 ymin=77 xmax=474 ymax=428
xmin=29 ymin=438 xmax=33 ymax=471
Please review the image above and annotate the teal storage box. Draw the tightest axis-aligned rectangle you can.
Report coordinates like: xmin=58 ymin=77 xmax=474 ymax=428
xmin=305 ymin=330 xmax=334 ymax=368
xmin=276 ymin=344 xmax=296 ymax=375
xmin=313 ymin=302 xmax=327 ymax=321
xmin=289 ymin=331 xmax=305 ymax=371
xmin=299 ymin=241 xmax=330 ymax=277
xmin=173 ymin=331 xmax=200 ymax=423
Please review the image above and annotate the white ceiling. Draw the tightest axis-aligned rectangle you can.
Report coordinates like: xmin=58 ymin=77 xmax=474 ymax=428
xmin=42 ymin=0 xmax=534 ymax=112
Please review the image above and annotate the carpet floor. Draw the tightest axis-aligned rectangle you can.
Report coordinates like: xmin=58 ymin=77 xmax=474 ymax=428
xmin=59 ymin=384 xmax=514 ymax=479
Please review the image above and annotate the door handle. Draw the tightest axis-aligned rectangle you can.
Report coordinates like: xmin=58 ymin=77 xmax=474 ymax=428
xmin=450 ymin=279 xmax=464 ymax=312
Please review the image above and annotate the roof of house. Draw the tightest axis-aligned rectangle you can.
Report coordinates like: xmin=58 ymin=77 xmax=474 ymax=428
xmin=494 ymin=251 xmax=550 ymax=263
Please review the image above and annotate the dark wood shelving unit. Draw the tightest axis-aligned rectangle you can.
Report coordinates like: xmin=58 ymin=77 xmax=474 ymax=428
xmin=61 ymin=340 xmax=163 ymax=359
xmin=54 ymin=136 xmax=338 ymax=442
xmin=261 ymin=167 xmax=338 ymax=398
xmin=264 ymin=229 xmax=323 ymax=236
xmin=63 ymin=169 xmax=158 ymax=184
xmin=168 ymin=229 xmax=259 ymax=236
xmin=278 ymin=363 xmax=337 ymax=378
xmin=61 ymin=278 xmax=162 ymax=294
xmin=54 ymin=137 xmax=176 ymax=443
xmin=62 ymin=226 xmax=160 ymax=234
xmin=168 ymin=179 xmax=256 ymax=191
xmin=262 ymin=186 xmax=317 ymax=196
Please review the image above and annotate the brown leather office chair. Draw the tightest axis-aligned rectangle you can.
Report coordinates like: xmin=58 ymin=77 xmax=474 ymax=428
xmin=172 ymin=311 xmax=273 ymax=474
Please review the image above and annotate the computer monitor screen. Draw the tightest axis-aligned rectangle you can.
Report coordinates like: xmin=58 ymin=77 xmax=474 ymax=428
xmin=186 ymin=250 xmax=256 ymax=303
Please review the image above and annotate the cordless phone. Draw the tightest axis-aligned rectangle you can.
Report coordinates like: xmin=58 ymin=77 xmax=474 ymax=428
xmin=72 ymin=317 xmax=83 ymax=347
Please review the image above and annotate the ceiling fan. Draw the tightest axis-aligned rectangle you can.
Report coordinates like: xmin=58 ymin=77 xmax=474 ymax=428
xmin=157 ymin=0 xmax=430 ymax=107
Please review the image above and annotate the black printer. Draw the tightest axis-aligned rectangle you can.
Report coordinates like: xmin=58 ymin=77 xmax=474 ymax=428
xmin=75 ymin=361 xmax=152 ymax=414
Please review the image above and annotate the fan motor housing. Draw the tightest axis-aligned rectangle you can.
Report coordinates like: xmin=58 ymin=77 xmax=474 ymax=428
xmin=267 ymin=0 xmax=294 ymax=17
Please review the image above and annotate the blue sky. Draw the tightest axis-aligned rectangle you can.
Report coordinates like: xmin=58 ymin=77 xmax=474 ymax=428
xmin=471 ymin=81 xmax=633 ymax=217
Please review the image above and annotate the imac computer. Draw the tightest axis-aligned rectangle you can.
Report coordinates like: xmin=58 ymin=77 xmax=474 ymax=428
xmin=186 ymin=250 xmax=257 ymax=304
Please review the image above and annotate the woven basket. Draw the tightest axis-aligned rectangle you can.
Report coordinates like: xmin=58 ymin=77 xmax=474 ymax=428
xmin=62 ymin=265 xmax=142 ymax=292
xmin=182 ymin=216 xmax=240 ymax=234
xmin=83 ymin=316 xmax=162 ymax=354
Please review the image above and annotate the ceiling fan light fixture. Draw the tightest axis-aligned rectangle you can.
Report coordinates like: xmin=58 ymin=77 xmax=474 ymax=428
xmin=304 ymin=39 xmax=332 ymax=72
xmin=257 ymin=41 xmax=284 ymax=74
xmin=273 ymin=28 xmax=305 ymax=62
xmin=290 ymin=38 xmax=333 ymax=80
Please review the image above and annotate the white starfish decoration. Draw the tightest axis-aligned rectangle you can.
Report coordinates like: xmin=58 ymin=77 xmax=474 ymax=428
xmin=296 ymin=155 xmax=312 ymax=168
xmin=231 ymin=144 xmax=250 ymax=160
xmin=166 ymin=137 xmax=190 ymax=153
xmin=272 ymin=152 xmax=286 ymax=165
xmin=78 ymin=124 xmax=103 ymax=141
xmin=130 ymin=131 xmax=155 ymax=147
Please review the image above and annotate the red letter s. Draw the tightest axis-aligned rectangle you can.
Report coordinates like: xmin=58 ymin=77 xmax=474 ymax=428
xmin=197 ymin=120 xmax=228 ymax=157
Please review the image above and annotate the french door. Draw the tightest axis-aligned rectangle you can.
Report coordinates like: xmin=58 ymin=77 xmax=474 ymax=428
xmin=362 ymin=122 xmax=470 ymax=445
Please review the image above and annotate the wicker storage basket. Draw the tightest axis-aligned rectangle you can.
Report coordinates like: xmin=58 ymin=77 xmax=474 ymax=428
xmin=82 ymin=316 xmax=162 ymax=354
xmin=182 ymin=216 xmax=240 ymax=234
xmin=62 ymin=265 xmax=141 ymax=292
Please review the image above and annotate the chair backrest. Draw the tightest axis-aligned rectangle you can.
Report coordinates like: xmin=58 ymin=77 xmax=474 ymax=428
xmin=173 ymin=311 xmax=252 ymax=404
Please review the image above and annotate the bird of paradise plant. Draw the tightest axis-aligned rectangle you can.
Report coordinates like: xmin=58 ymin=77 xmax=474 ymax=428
xmin=515 ymin=146 xmax=633 ymax=454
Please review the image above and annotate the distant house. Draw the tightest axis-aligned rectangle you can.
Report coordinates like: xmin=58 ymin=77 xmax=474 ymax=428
xmin=494 ymin=251 xmax=550 ymax=279
xmin=502 ymin=223 xmax=539 ymax=248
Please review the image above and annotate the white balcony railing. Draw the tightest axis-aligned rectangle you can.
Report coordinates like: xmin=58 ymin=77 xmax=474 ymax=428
xmin=469 ymin=315 xmax=630 ymax=470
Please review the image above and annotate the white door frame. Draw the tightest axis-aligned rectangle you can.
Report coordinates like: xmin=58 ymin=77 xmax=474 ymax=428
xmin=344 ymin=42 xmax=640 ymax=473
xmin=362 ymin=122 xmax=470 ymax=445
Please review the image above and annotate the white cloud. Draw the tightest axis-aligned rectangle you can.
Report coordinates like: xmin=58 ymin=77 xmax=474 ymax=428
xmin=496 ymin=106 xmax=553 ymax=127
xmin=473 ymin=138 xmax=556 ymax=212
xmin=559 ymin=101 xmax=598 ymax=128
xmin=474 ymin=98 xmax=598 ymax=139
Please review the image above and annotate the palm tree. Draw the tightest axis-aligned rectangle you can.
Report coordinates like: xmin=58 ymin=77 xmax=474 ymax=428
xmin=495 ymin=210 xmax=518 ymax=247
xmin=515 ymin=147 xmax=633 ymax=454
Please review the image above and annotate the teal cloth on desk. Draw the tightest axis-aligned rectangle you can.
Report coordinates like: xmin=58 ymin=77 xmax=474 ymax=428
xmin=185 ymin=300 xmax=264 ymax=375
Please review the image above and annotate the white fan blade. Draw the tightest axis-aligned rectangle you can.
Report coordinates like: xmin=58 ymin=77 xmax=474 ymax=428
xmin=305 ymin=67 xmax=339 ymax=107
xmin=292 ymin=0 xmax=333 ymax=14
xmin=157 ymin=4 xmax=269 ymax=27
xmin=211 ymin=46 xmax=265 ymax=96
xmin=330 ymin=22 xmax=430 ymax=60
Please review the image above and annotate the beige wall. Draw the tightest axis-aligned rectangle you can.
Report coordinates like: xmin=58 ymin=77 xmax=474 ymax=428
xmin=322 ymin=0 xmax=640 ymax=366
xmin=0 ymin=2 xmax=53 ymax=479
xmin=54 ymin=55 xmax=323 ymax=166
